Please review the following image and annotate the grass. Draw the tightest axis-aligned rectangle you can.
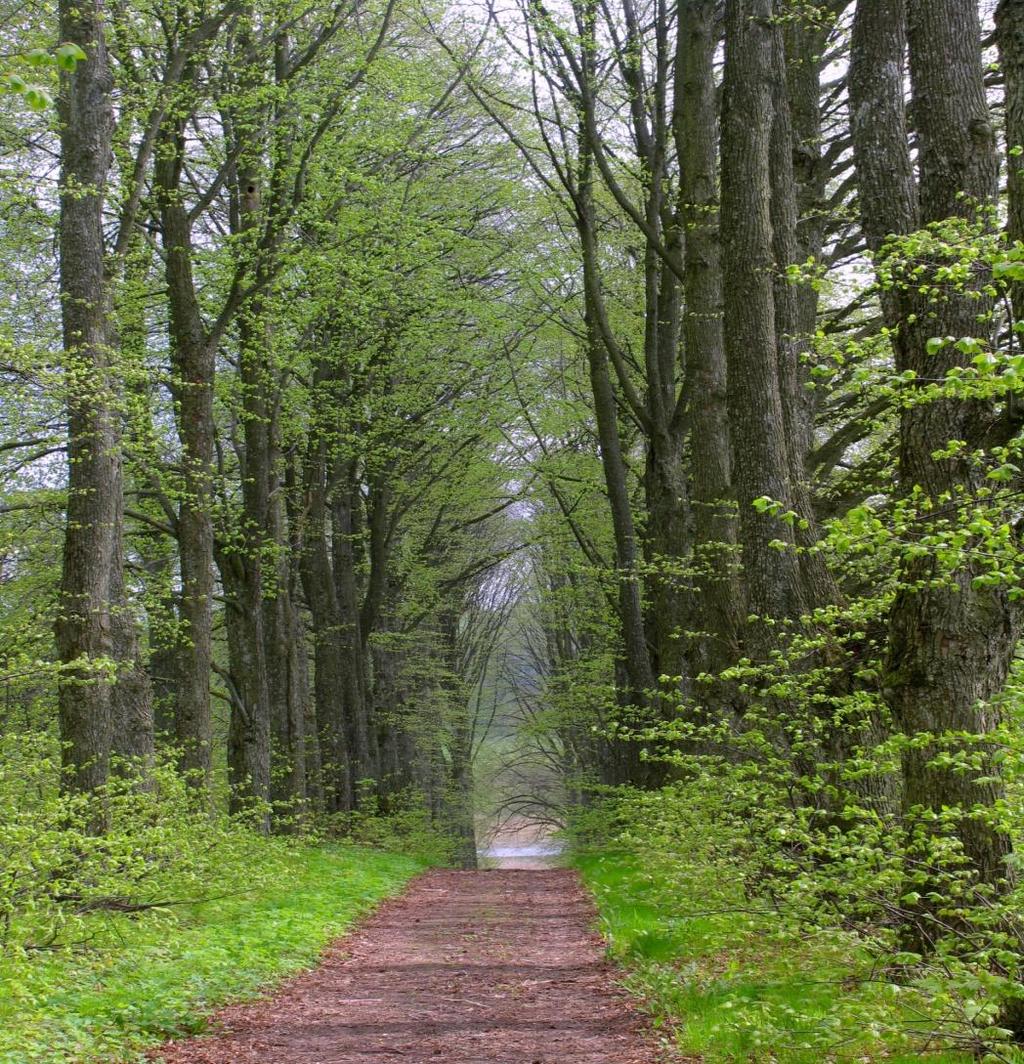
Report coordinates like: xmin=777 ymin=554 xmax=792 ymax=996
xmin=0 ymin=841 xmax=423 ymax=1064
xmin=576 ymin=849 xmax=977 ymax=1063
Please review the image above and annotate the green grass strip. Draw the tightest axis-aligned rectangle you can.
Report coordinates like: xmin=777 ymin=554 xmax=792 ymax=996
xmin=0 ymin=842 xmax=422 ymax=1064
xmin=576 ymin=848 xmax=976 ymax=1064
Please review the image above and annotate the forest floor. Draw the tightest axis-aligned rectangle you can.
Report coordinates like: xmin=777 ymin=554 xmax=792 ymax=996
xmin=150 ymin=868 xmax=669 ymax=1064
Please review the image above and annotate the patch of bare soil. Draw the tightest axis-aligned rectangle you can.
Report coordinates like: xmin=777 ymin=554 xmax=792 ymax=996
xmin=151 ymin=869 xmax=668 ymax=1063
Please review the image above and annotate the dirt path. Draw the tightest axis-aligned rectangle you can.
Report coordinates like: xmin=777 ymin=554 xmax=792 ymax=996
xmin=152 ymin=869 xmax=665 ymax=1064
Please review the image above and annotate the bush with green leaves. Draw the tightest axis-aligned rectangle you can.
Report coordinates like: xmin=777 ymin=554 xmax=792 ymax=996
xmin=0 ymin=731 xmax=426 ymax=1062
xmin=557 ymin=220 xmax=1024 ymax=1060
xmin=331 ymin=785 xmax=457 ymax=866
xmin=575 ymin=781 xmax=1013 ymax=1062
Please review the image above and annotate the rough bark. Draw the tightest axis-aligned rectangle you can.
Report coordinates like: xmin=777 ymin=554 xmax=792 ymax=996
xmin=677 ymin=0 xmax=742 ymax=680
xmin=848 ymin=0 xmax=918 ymax=247
xmin=154 ymin=114 xmax=215 ymax=792
xmin=55 ymin=0 xmax=119 ymax=798
xmin=721 ymin=0 xmax=804 ymax=642
xmin=219 ymin=145 xmax=273 ymax=827
xmin=330 ymin=473 xmax=377 ymax=787
xmin=998 ymin=0 xmax=1024 ymax=324
xmin=577 ymin=149 xmax=657 ymax=713
xmin=851 ymin=0 xmax=1016 ymax=896
xmin=136 ymin=537 xmax=183 ymax=742
xmin=769 ymin=24 xmax=838 ymax=614
xmin=441 ymin=611 xmax=478 ymax=870
xmin=220 ymin=551 xmax=271 ymax=828
xmin=298 ymin=438 xmax=353 ymax=812
xmin=108 ymin=524 xmax=155 ymax=768
xmin=265 ymin=509 xmax=308 ymax=825
xmin=894 ymin=0 xmax=1012 ymax=887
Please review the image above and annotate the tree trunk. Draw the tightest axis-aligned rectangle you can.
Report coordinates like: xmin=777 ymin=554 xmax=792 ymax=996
xmin=577 ymin=155 xmax=656 ymax=719
xmin=155 ymin=119 xmax=215 ymax=793
xmin=441 ymin=612 xmax=478 ymax=870
xmin=220 ymin=552 xmax=271 ymax=829
xmin=893 ymin=0 xmax=1011 ymax=888
xmin=55 ymin=0 xmax=119 ymax=800
xmin=769 ymin=26 xmax=838 ymax=614
xmin=999 ymin=0 xmax=1024 ymax=324
xmin=108 ymin=524 xmax=155 ymax=768
xmin=330 ymin=474 xmax=377 ymax=788
xmin=266 ymin=537 xmax=308 ymax=826
xmin=721 ymin=0 xmax=804 ymax=646
xmin=298 ymin=442 xmax=353 ymax=812
xmin=677 ymin=0 xmax=742 ymax=682
xmin=851 ymin=0 xmax=1016 ymax=902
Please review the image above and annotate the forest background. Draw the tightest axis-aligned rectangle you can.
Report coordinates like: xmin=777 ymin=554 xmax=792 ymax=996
xmin=4 ymin=0 xmax=1024 ymax=1060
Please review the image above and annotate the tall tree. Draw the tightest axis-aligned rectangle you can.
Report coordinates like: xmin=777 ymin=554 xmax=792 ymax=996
xmin=851 ymin=0 xmax=1017 ymax=898
xmin=999 ymin=0 xmax=1024 ymax=324
xmin=720 ymin=0 xmax=805 ymax=645
xmin=54 ymin=0 xmax=120 ymax=796
xmin=677 ymin=0 xmax=741 ymax=681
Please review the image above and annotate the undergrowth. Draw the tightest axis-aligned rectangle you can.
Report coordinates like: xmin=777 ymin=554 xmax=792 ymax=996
xmin=0 ymin=733 xmax=429 ymax=1063
xmin=575 ymin=792 xmax=992 ymax=1064
xmin=1 ymin=841 xmax=421 ymax=1063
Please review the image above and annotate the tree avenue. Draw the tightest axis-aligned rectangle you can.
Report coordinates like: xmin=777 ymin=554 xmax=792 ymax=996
xmin=5 ymin=0 xmax=1024 ymax=1057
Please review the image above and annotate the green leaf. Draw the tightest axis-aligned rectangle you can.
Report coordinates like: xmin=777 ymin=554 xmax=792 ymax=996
xmin=55 ymin=43 xmax=87 ymax=71
xmin=23 ymin=87 xmax=52 ymax=111
xmin=994 ymin=260 xmax=1024 ymax=282
xmin=986 ymin=464 xmax=1018 ymax=482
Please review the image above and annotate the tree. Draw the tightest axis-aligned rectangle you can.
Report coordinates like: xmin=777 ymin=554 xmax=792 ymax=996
xmin=851 ymin=0 xmax=1018 ymax=904
xmin=54 ymin=0 xmax=122 ymax=798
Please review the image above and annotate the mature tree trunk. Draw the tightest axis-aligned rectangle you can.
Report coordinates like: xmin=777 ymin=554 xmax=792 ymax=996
xmin=330 ymin=473 xmax=377 ymax=787
xmin=135 ymin=533 xmax=183 ymax=741
xmin=641 ymin=235 xmax=690 ymax=691
xmin=54 ymin=0 xmax=119 ymax=798
xmin=721 ymin=0 xmax=804 ymax=645
xmin=582 ymin=303 xmax=657 ymax=716
xmin=677 ymin=0 xmax=742 ymax=682
xmin=218 ymin=161 xmax=273 ymax=827
xmin=580 ymin=0 xmax=692 ymax=694
xmin=576 ymin=134 xmax=656 ymax=726
xmin=155 ymin=117 xmax=215 ymax=793
xmin=298 ymin=439 xmax=353 ymax=812
xmin=217 ymin=512 xmax=266 ymax=821
xmin=446 ymin=707 xmax=478 ymax=868
xmin=284 ymin=454 xmax=316 ymax=812
xmin=265 ymin=506 xmax=308 ymax=825
xmin=643 ymin=404 xmax=691 ymax=689
xmin=769 ymin=26 xmax=838 ymax=615
xmin=999 ymin=0 xmax=1024 ymax=324
xmin=218 ymin=540 xmax=271 ymax=827
xmin=848 ymin=0 xmax=918 ymax=244
xmin=108 ymin=527 xmax=155 ymax=767
xmin=852 ymin=0 xmax=1016 ymax=902
xmin=894 ymin=0 xmax=1011 ymax=886
xmin=439 ymin=612 xmax=478 ymax=869
xmin=149 ymin=605 xmax=182 ymax=741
